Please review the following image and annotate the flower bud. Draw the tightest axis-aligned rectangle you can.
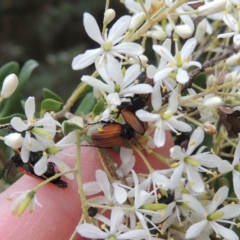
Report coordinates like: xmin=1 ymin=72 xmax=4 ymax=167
xmin=204 ymin=96 xmax=223 ymax=108
xmin=226 ymin=52 xmax=240 ymax=66
xmin=175 ymin=25 xmax=193 ymax=39
xmin=104 ymin=9 xmax=116 ymax=24
xmin=197 ymin=0 xmax=226 ymax=16
xmin=16 ymin=191 xmax=35 ymax=216
xmin=129 ymin=55 xmax=148 ymax=65
xmin=225 ymin=0 xmax=233 ymax=12
xmin=1 ymin=74 xmax=19 ymax=99
xmin=195 ymin=19 xmax=207 ymax=43
xmin=4 ymin=133 xmax=23 ymax=149
xmin=150 ymin=30 xmax=167 ymax=41
xmin=129 ymin=12 xmax=145 ymax=31
xmin=206 ymin=74 xmax=216 ymax=88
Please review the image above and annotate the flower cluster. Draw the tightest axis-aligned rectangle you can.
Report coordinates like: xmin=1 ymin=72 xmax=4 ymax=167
xmin=1 ymin=0 xmax=240 ymax=239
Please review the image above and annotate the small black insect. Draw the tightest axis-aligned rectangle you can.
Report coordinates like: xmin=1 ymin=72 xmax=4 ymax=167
xmin=88 ymin=207 xmax=98 ymax=217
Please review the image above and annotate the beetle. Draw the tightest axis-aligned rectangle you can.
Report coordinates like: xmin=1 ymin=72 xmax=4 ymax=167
xmin=115 ymin=71 xmax=152 ymax=136
xmin=120 ymin=108 xmax=147 ymax=135
xmin=90 ymin=71 xmax=152 ymax=149
xmin=0 ymin=151 xmax=67 ymax=188
xmin=91 ymin=122 xmax=135 ymax=148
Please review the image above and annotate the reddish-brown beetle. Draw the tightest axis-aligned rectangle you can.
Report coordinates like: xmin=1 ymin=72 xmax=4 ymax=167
xmin=91 ymin=122 xmax=136 ymax=148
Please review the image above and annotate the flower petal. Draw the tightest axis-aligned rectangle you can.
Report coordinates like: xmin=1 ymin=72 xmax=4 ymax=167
xmin=96 ymin=169 xmax=111 ymax=200
xmin=186 ymin=165 xmax=204 ymax=193
xmin=186 ymin=127 xmax=204 ymax=155
xmin=10 ymin=117 xmax=28 ymax=132
xmin=219 ymin=204 xmax=240 ymax=219
xmin=120 ymin=84 xmax=153 ymax=95
xmin=210 ymin=221 xmax=239 ymax=240
xmin=169 ymin=161 xmax=184 ymax=190
xmin=112 ymin=183 xmax=127 ymax=204
xmin=108 ymin=16 xmax=131 ymax=42
xmin=25 ymin=97 xmax=35 ymax=120
xmin=136 ymin=110 xmax=159 ymax=122
xmin=153 ymin=67 xmax=173 ymax=82
xmin=151 ymin=81 xmax=162 ymax=111
xmin=153 ymin=45 xmax=175 ymax=63
xmin=182 ymin=194 xmax=206 ymax=215
xmin=122 ymin=64 xmax=141 ymax=88
xmin=233 ymin=171 xmax=240 ymax=199
xmin=208 ymin=186 xmax=228 ymax=213
xmin=185 ymin=219 xmax=208 ymax=239
xmin=51 ymin=155 xmax=74 ymax=180
xmin=81 ymin=75 xmax=112 ymax=93
xmin=84 ymin=13 xmax=104 ymax=45
xmin=110 ymin=207 xmax=124 ymax=233
xmin=34 ymin=156 xmax=48 ymax=176
xmin=76 ymin=223 xmax=107 ymax=239
xmin=72 ymin=48 xmax=103 ymax=70
xmin=176 ymin=68 xmax=189 ymax=84
xmin=180 ymin=38 xmax=196 ymax=59
xmin=120 ymin=147 xmax=133 ymax=164
xmin=107 ymin=93 xmax=121 ymax=106
xmin=112 ymin=42 xmax=144 ymax=56
xmin=154 ymin=120 xmax=165 ymax=147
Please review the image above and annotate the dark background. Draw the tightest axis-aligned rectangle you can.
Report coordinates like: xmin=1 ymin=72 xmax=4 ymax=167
xmin=0 ymin=0 xmax=127 ymax=102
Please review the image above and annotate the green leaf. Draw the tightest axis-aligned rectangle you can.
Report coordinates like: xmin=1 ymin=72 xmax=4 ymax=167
xmin=40 ymin=99 xmax=63 ymax=116
xmin=0 ymin=62 xmax=20 ymax=85
xmin=92 ymin=98 xmax=105 ymax=118
xmin=75 ymin=92 xmax=96 ymax=115
xmin=0 ymin=113 xmax=25 ymax=124
xmin=43 ymin=88 xmax=63 ymax=103
xmin=73 ymin=83 xmax=93 ymax=100
xmin=62 ymin=121 xmax=82 ymax=136
xmin=18 ymin=60 xmax=39 ymax=87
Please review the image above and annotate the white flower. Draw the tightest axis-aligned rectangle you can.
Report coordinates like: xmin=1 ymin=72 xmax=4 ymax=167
xmin=147 ymin=38 xmax=177 ymax=111
xmin=10 ymin=97 xmax=61 ymax=163
xmin=128 ymin=170 xmax=174 ymax=238
xmin=77 ymin=207 xmax=149 ymax=239
xmin=81 ymin=59 xmax=153 ymax=106
xmin=33 ymin=131 xmax=76 ymax=180
xmin=72 ymin=13 xmax=143 ymax=70
xmin=218 ymin=13 xmax=240 ymax=46
xmin=0 ymin=74 xmax=19 ymax=99
xmin=169 ymin=127 xmax=221 ymax=193
xmin=182 ymin=186 xmax=240 ymax=240
xmin=136 ymin=93 xmax=192 ymax=147
xmin=180 ymin=89 xmax=219 ymax=123
xmin=11 ymin=190 xmax=41 ymax=216
xmin=83 ymin=169 xmax=128 ymax=204
xmin=153 ymin=38 xmax=201 ymax=84
xmin=4 ymin=133 xmax=23 ymax=149
xmin=218 ymin=139 xmax=240 ymax=199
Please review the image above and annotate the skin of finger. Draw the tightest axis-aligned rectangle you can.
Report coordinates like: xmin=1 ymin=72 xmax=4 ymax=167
xmin=0 ymin=133 xmax=173 ymax=240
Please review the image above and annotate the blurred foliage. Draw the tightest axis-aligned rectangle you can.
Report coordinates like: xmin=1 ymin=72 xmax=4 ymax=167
xmin=0 ymin=0 xmax=127 ymax=102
